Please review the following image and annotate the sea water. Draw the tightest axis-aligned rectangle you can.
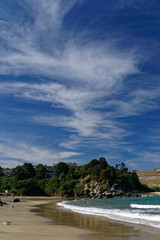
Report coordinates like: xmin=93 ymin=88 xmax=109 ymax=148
xmin=58 ymin=196 xmax=160 ymax=229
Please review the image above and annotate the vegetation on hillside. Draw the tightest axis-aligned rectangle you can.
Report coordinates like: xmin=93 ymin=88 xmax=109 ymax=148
xmin=137 ymin=170 xmax=160 ymax=191
xmin=0 ymin=158 xmax=151 ymax=196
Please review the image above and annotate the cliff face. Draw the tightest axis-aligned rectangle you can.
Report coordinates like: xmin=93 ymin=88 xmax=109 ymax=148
xmin=137 ymin=170 xmax=160 ymax=190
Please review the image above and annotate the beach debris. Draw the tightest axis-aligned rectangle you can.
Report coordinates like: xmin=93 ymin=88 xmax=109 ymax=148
xmin=3 ymin=221 xmax=11 ymax=225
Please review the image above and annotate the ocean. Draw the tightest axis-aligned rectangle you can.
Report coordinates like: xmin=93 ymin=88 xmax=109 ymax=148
xmin=58 ymin=196 xmax=160 ymax=229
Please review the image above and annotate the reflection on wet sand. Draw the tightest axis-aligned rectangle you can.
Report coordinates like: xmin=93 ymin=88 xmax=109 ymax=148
xmin=34 ymin=200 xmax=160 ymax=240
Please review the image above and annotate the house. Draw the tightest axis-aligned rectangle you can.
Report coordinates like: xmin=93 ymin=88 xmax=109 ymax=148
xmin=45 ymin=172 xmax=55 ymax=178
xmin=33 ymin=164 xmax=56 ymax=178
xmin=4 ymin=169 xmax=13 ymax=175
xmin=44 ymin=165 xmax=56 ymax=178
xmin=44 ymin=165 xmax=56 ymax=172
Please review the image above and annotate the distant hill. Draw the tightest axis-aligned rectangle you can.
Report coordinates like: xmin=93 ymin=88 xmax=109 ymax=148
xmin=137 ymin=169 xmax=160 ymax=191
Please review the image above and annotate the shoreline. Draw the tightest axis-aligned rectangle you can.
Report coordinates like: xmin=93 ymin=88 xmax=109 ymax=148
xmin=36 ymin=196 xmax=160 ymax=240
xmin=140 ymin=191 xmax=160 ymax=196
xmin=0 ymin=195 xmax=160 ymax=240
xmin=0 ymin=196 xmax=89 ymax=240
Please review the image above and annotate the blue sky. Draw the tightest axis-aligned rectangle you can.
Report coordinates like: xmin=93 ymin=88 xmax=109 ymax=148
xmin=0 ymin=0 xmax=160 ymax=170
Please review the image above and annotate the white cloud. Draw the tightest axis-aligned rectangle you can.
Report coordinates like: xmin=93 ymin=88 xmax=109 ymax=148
xmin=105 ymin=88 xmax=160 ymax=118
xmin=114 ymin=0 xmax=159 ymax=10
xmin=0 ymin=42 xmax=139 ymax=92
xmin=0 ymin=137 xmax=82 ymax=167
xmin=0 ymin=81 xmax=132 ymax=147
xmin=0 ymin=0 xmax=141 ymax=141
xmin=0 ymin=0 xmax=159 ymax=169
xmin=126 ymin=151 xmax=160 ymax=171
xmin=0 ymin=78 xmax=159 ymax=153
xmin=0 ymin=0 xmax=139 ymax=92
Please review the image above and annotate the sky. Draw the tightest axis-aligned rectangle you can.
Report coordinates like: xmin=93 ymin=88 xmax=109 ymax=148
xmin=0 ymin=0 xmax=160 ymax=170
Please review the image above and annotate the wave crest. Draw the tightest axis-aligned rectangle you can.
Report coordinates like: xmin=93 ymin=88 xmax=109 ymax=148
xmin=131 ymin=204 xmax=160 ymax=209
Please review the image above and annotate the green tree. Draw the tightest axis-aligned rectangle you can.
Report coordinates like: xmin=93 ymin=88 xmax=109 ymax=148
xmin=100 ymin=169 xmax=109 ymax=182
xmin=105 ymin=165 xmax=116 ymax=189
xmin=12 ymin=165 xmax=25 ymax=180
xmin=86 ymin=159 xmax=99 ymax=169
xmin=90 ymin=165 xmax=101 ymax=181
xmin=120 ymin=162 xmax=128 ymax=174
xmin=23 ymin=163 xmax=36 ymax=178
xmin=45 ymin=177 xmax=59 ymax=195
xmin=55 ymin=162 xmax=69 ymax=178
xmin=12 ymin=178 xmax=43 ymax=195
xmin=12 ymin=163 xmax=35 ymax=180
xmin=0 ymin=167 xmax=4 ymax=177
xmin=35 ymin=164 xmax=47 ymax=179
xmin=99 ymin=157 xmax=108 ymax=168
xmin=128 ymin=171 xmax=142 ymax=190
xmin=59 ymin=179 xmax=78 ymax=196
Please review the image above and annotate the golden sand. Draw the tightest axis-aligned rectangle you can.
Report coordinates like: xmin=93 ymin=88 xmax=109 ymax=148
xmin=0 ymin=196 xmax=88 ymax=240
xmin=1 ymin=195 xmax=160 ymax=240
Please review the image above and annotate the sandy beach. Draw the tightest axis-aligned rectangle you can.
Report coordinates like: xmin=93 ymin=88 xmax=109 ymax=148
xmin=0 ymin=196 xmax=88 ymax=240
xmin=0 ymin=196 xmax=160 ymax=240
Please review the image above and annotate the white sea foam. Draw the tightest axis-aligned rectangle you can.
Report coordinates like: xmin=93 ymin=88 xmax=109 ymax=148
xmin=131 ymin=204 xmax=160 ymax=209
xmin=57 ymin=201 xmax=160 ymax=229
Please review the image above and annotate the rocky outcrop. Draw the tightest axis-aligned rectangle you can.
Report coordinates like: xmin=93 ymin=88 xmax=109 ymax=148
xmin=82 ymin=181 xmax=140 ymax=199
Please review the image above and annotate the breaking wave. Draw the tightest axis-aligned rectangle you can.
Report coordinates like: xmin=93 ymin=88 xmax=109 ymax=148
xmin=58 ymin=200 xmax=160 ymax=229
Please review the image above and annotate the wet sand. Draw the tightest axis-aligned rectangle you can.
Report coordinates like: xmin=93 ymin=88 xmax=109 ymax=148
xmin=36 ymin=198 xmax=160 ymax=240
xmin=0 ymin=196 xmax=160 ymax=240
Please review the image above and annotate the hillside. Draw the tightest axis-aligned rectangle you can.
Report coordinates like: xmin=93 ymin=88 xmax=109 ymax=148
xmin=137 ymin=169 xmax=160 ymax=190
xmin=0 ymin=158 xmax=150 ymax=197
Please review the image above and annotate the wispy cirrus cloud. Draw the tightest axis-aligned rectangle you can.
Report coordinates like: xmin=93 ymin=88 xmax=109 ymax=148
xmin=0 ymin=41 xmax=139 ymax=91
xmin=0 ymin=0 xmax=139 ymax=90
xmin=126 ymin=151 xmax=160 ymax=171
xmin=0 ymin=79 xmax=159 ymax=153
xmin=105 ymin=88 xmax=160 ymax=118
xmin=113 ymin=0 xmax=160 ymax=12
xmin=0 ymin=0 xmax=159 ymax=170
xmin=0 ymin=136 xmax=82 ymax=168
xmin=0 ymin=81 xmax=131 ymax=140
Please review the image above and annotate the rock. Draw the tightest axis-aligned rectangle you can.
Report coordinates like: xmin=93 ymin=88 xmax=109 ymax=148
xmin=3 ymin=221 xmax=11 ymax=225
xmin=104 ymin=192 xmax=112 ymax=198
xmin=13 ymin=198 xmax=20 ymax=202
xmin=0 ymin=200 xmax=6 ymax=205
xmin=110 ymin=187 xmax=115 ymax=192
